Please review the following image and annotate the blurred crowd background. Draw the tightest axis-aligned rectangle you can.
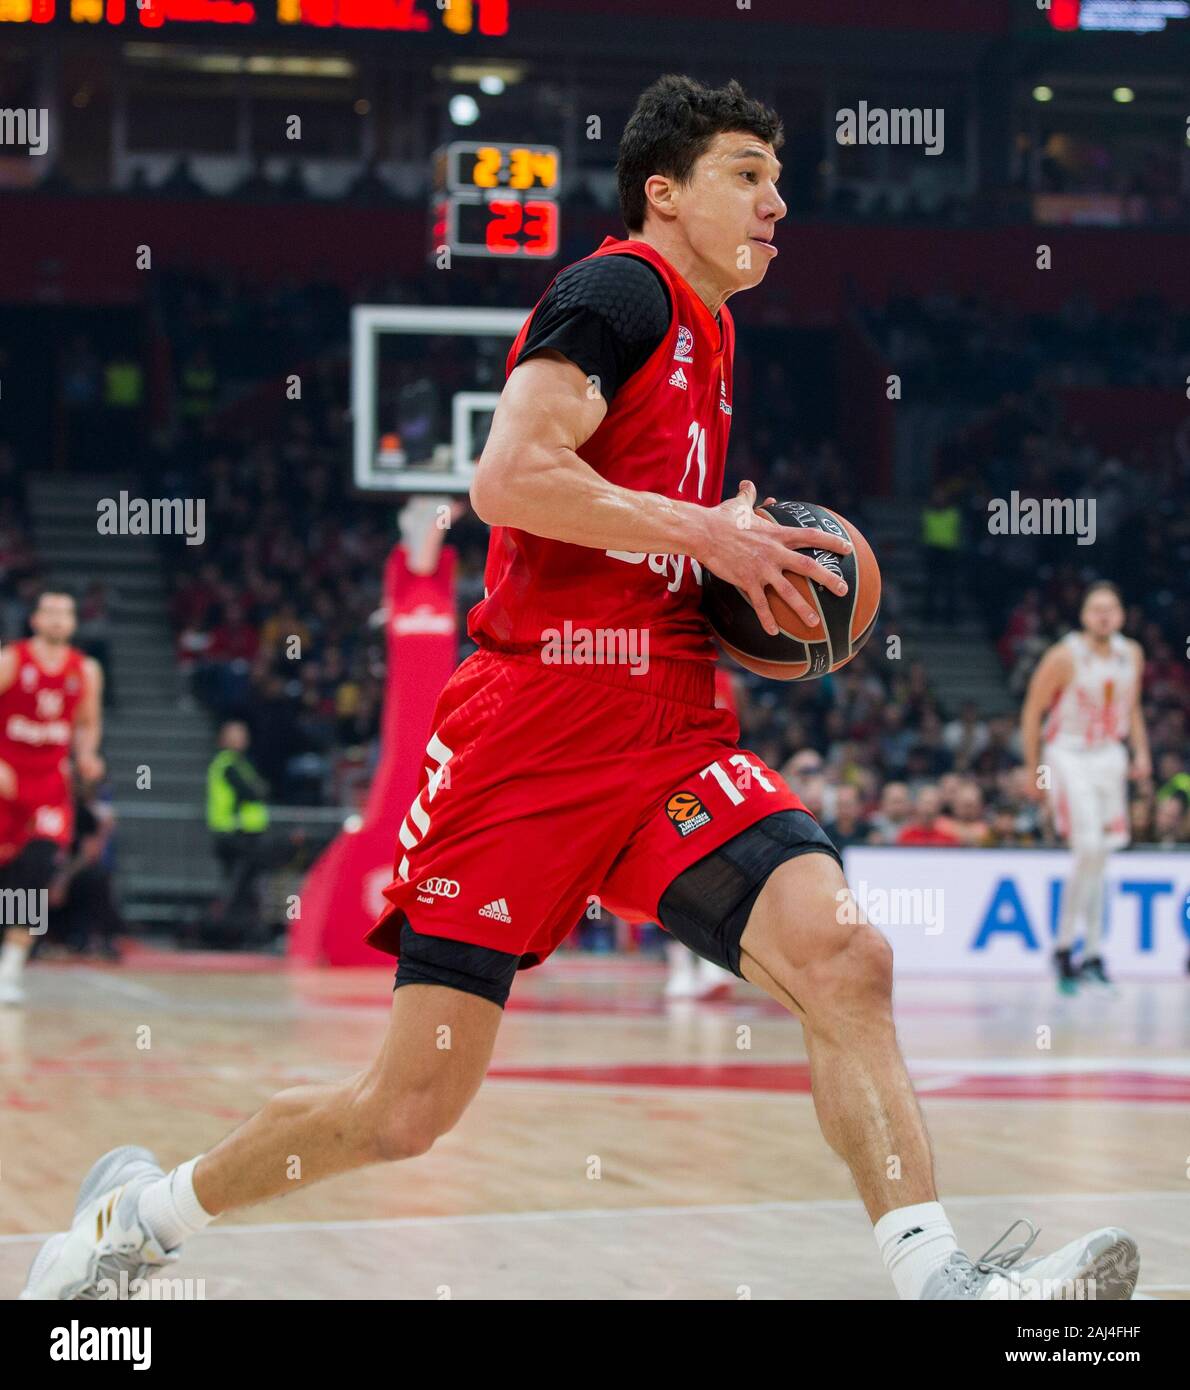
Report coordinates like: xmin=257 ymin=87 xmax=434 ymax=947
xmin=2 ymin=272 xmax=1187 ymax=864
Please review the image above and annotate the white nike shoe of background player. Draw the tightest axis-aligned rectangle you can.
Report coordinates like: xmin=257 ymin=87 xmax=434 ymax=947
xmin=664 ymin=942 xmax=701 ymax=998
xmin=21 ymin=1146 xmax=178 ymax=1300
xmin=921 ymin=1219 xmax=1138 ymax=1300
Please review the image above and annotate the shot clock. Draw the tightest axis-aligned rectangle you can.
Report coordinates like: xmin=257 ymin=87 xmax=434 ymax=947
xmin=431 ymin=141 xmax=561 ymax=260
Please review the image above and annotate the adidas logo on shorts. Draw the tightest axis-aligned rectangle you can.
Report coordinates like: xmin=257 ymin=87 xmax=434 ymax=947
xmin=478 ymin=898 xmax=512 ymax=924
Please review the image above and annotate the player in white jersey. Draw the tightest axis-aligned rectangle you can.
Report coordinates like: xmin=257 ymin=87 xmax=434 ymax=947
xmin=1021 ymin=583 xmax=1150 ymax=993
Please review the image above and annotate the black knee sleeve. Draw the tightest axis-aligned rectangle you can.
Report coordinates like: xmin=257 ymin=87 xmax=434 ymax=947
xmin=394 ymin=919 xmax=521 ymax=1009
xmin=658 ymin=810 xmax=843 ymax=977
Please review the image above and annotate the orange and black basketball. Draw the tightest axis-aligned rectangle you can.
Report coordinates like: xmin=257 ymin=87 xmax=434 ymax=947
xmin=703 ymin=500 xmax=881 ymax=681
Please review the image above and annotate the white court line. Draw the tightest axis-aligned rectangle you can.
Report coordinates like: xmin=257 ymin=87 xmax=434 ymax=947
xmin=3 ymin=1188 xmax=1186 ymax=1246
xmin=64 ymin=970 xmax=174 ymax=1006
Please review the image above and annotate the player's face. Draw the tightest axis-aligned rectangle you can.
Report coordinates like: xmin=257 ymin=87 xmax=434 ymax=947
xmin=1081 ymin=592 xmax=1123 ymax=640
xmin=32 ymin=595 xmax=76 ymax=644
xmin=678 ymin=132 xmax=786 ymax=293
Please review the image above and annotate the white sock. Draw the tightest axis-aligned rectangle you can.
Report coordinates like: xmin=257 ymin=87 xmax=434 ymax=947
xmin=137 ymin=1157 xmax=216 ymax=1251
xmin=0 ymin=938 xmax=29 ymax=985
xmin=875 ymin=1201 xmax=959 ymax=1300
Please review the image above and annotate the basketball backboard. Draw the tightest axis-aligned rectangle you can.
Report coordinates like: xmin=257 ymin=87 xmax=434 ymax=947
xmin=350 ymin=305 xmax=530 ymax=496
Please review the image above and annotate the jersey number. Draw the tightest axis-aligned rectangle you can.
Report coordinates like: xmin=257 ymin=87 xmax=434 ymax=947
xmin=679 ymin=421 xmax=707 ymax=500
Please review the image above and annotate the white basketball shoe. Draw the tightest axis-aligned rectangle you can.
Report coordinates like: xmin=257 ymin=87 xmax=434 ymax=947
xmin=21 ymin=1146 xmax=178 ymax=1300
xmin=921 ymin=1219 xmax=1139 ymax=1300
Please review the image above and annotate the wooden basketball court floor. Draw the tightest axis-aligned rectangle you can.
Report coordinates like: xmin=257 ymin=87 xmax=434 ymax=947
xmin=1 ymin=950 xmax=1187 ymax=1300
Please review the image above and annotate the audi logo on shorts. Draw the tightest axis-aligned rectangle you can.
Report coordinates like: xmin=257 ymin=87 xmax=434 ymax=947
xmin=417 ymin=877 xmax=460 ymax=899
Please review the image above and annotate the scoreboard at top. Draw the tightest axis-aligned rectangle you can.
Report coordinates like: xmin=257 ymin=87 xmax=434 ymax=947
xmin=432 ymin=141 xmax=560 ymax=260
xmin=0 ymin=0 xmax=508 ymax=32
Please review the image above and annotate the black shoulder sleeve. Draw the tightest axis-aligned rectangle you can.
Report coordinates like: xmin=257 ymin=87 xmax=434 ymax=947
xmin=513 ymin=254 xmax=671 ymax=405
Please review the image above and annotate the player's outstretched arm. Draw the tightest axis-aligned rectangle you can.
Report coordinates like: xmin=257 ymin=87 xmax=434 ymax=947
xmin=1020 ymin=643 xmax=1072 ymax=799
xmin=0 ymin=645 xmax=18 ymax=697
xmin=471 ymin=352 xmax=852 ymax=634
xmin=0 ymin=647 xmax=18 ymax=799
xmin=1128 ymin=641 xmax=1151 ymax=784
xmin=73 ymin=657 xmax=106 ymax=786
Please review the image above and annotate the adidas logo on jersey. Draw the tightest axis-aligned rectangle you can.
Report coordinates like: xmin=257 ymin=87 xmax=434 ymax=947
xmin=669 ymin=367 xmax=689 ymax=390
xmin=478 ymin=897 xmax=512 ymax=924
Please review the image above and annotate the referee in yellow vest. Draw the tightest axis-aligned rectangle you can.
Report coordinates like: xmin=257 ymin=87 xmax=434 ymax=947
xmin=920 ymin=484 xmax=961 ymax=624
xmin=207 ymin=721 xmax=272 ymax=945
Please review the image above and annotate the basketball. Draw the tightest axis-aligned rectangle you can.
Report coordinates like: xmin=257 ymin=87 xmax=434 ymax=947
xmin=702 ymin=500 xmax=881 ymax=681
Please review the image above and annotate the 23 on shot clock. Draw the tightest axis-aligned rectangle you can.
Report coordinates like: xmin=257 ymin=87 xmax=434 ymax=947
xmin=431 ymin=141 xmax=561 ymax=260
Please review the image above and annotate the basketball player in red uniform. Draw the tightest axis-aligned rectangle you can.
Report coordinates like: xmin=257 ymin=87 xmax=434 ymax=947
xmin=26 ymin=77 xmax=1138 ymax=1301
xmin=0 ymin=592 xmax=105 ymax=1006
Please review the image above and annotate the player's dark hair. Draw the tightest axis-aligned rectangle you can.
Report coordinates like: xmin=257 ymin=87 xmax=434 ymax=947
xmin=1082 ymin=580 xmax=1122 ymax=606
xmin=616 ymin=75 xmax=784 ymax=233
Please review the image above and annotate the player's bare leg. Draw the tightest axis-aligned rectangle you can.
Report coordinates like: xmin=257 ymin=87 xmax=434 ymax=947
xmin=738 ymin=852 xmax=934 ymax=1219
xmin=21 ymin=982 xmax=503 ymax=1298
xmin=195 ymin=981 xmax=501 ymax=1212
xmin=737 ymin=851 xmax=1138 ymax=1299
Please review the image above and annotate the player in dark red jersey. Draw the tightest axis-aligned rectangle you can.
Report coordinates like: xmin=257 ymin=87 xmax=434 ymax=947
xmin=0 ymin=592 xmax=105 ymax=1006
xmin=27 ymin=77 xmax=1138 ymax=1301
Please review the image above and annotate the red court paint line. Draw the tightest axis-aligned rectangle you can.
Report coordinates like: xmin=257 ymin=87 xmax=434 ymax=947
xmin=319 ymin=992 xmax=1000 ymax=1019
xmin=487 ymin=1063 xmax=1190 ymax=1103
xmin=932 ymin=1073 xmax=1190 ymax=1103
xmin=490 ymin=1062 xmax=813 ymax=1091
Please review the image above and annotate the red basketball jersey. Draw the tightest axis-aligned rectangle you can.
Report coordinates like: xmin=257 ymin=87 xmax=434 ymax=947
xmin=713 ymin=666 xmax=740 ymax=719
xmin=0 ymin=641 xmax=87 ymax=777
xmin=468 ymin=236 xmax=735 ymax=664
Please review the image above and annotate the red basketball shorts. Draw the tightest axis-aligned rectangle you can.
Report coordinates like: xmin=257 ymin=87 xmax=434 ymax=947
xmin=0 ymin=768 xmax=73 ymax=865
xmin=367 ymin=646 xmax=809 ymax=965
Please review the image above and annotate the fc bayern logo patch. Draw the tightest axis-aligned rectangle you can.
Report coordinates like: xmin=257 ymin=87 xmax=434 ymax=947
xmin=674 ymin=325 xmax=694 ymax=364
xmin=666 ymin=790 xmax=712 ymax=838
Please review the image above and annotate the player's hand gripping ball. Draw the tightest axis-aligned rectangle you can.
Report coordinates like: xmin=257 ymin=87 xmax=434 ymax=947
xmin=703 ymin=499 xmax=881 ymax=681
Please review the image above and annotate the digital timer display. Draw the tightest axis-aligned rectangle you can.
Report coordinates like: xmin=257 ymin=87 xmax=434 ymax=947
xmin=0 ymin=0 xmax=509 ymax=31
xmin=446 ymin=143 xmax=559 ymax=194
xmin=458 ymin=197 xmax=558 ymax=256
xmin=432 ymin=141 xmax=561 ymax=260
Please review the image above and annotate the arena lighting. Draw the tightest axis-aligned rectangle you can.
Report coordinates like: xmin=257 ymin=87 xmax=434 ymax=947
xmin=449 ymin=93 xmax=479 ymax=126
xmin=243 ymin=54 xmax=355 ymax=75
xmin=1112 ymin=87 xmax=1135 ymax=103
xmin=478 ymin=74 xmax=504 ymax=96
xmin=124 ymin=44 xmax=355 ymax=76
xmin=1033 ymin=85 xmax=1054 ymax=102
xmin=441 ymin=62 xmax=525 ymax=87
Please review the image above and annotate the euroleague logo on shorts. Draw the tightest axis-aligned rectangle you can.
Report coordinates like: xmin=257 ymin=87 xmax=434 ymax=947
xmin=665 ymin=790 xmax=712 ymax=838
